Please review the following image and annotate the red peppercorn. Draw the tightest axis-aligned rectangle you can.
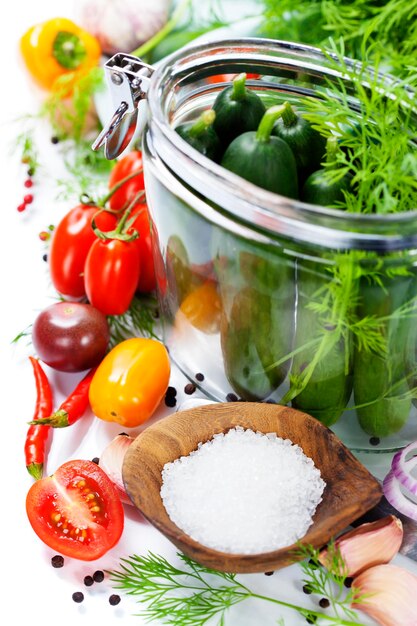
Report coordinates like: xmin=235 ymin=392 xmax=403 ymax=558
xmin=24 ymin=194 xmax=33 ymax=204
xmin=17 ymin=203 xmax=26 ymax=212
xmin=38 ymin=231 xmax=50 ymax=242
xmin=24 ymin=179 xmax=33 ymax=188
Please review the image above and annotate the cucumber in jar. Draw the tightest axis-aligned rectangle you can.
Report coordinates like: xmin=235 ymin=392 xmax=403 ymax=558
xmin=353 ymin=269 xmax=417 ymax=437
xmin=287 ymin=258 xmax=354 ymax=426
xmin=215 ymin=239 xmax=295 ymax=400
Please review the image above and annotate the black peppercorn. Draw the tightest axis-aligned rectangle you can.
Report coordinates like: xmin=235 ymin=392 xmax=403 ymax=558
xmin=306 ymin=616 xmax=317 ymax=624
xmin=91 ymin=457 xmax=100 ymax=465
xmin=302 ymin=584 xmax=312 ymax=595
xmin=344 ymin=577 xmax=353 ymax=588
xmin=369 ymin=437 xmax=380 ymax=446
xmin=109 ymin=594 xmax=121 ymax=606
xmin=226 ymin=392 xmax=238 ymax=402
xmin=184 ymin=383 xmax=196 ymax=395
xmin=319 ymin=598 xmax=330 ymax=609
xmin=72 ymin=592 xmax=84 ymax=603
xmin=42 ymin=254 xmax=48 ymax=263
xmin=195 ymin=373 xmax=204 ymax=382
xmin=166 ymin=386 xmax=177 ymax=397
xmin=93 ymin=570 xmax=105 ymax=583
xmin=165 ymin=395 xmax=177 ymax=407
xmin=51 ymin=136 xmax=60 ymax=144
xmin=264 ymin=571 xmax=274 ymax=576
xmin=84 ymin=575 xmax=94 ymax=587
xmin=51 ymin=554 xmax=64 ymax=568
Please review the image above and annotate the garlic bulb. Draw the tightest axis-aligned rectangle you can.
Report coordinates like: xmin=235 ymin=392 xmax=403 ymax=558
xmin=75 ymin=0 xmax=170 ymax=56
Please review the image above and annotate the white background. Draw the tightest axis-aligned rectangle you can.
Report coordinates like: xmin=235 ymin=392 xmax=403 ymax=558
xmin=0 ymin=2 xmax=416 ymax=625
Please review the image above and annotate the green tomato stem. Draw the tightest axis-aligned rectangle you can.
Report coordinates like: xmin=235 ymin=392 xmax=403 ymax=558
xmin=256 ymin=104 xmax=286 ymax=143
xmin=281 ymin=101 xmax=298 ymax=126
xmin=231 ymin=73 xmax=248 ymax=101
xmin=188 ymin=110 xmax=216 ymax=137
xmin=130 ymin=0 xmax=192 ymax=59
xmin=99 ymin=169 xmax=143 ymax=207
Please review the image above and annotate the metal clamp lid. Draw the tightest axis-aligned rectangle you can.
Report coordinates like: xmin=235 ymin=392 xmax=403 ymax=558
xmin=92 ymin=54 xmax=154 ymax=160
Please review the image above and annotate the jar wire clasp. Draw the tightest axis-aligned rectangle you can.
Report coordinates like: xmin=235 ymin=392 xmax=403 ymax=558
xmin=92 ymin=54 xmax=154 ymax=160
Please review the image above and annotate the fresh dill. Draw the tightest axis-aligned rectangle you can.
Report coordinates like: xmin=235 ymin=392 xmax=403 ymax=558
xmin=108 ymin=548 xmax=367 ymax=626
xmin=258 ymin=0 xmax=417 ymax=74
xmin=107 ymin=294 xmax=161 ymax=347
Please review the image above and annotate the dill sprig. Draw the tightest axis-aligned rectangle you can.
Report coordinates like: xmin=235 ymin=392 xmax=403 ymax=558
xmin=107 ymin=294 xmax=160 ymax=347
xmin=259 ymin=0 xmax=417 ymax=74
xmin=300 ymin=43 xmax=417 ymax=215
xmin=108 ymin=549 xmax=367 ymax=626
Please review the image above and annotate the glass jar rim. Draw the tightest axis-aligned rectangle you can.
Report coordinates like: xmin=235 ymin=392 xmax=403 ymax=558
xmin=146 ymin=37 xmax=417 ymax=252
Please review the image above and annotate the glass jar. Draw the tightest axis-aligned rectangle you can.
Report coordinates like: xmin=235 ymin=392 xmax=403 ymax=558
xmin=141 ymin=38 xmax=417 ymax=452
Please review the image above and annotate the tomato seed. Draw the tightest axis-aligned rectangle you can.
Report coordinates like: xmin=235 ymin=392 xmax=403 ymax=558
xmin=24 ymin=194 xmax=33 ymax=204
xmin=72 ymin=592 xmax=84 ymax=603
xmin=109 ymin=594 xmax=121 ymax=606
xmin=93 ymin=570 xmax=104 ymax=583
xmin=51 ymin=555 xmax=64 ymax=568
xmin=84 ymin=575 xmax=94 ymax=587
xmin=24 ymin=179 xmax=33 ymax=188
xmin=17 ymin=203 xmax=26 ymax=212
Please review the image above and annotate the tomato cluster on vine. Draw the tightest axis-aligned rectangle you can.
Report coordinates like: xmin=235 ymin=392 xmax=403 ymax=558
xmin=49 ymin=150 xmax=156 ymax=316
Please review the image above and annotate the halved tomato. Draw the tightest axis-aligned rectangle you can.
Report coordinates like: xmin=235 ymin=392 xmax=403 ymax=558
xmin=26 ymin=459 xmax=124 ymax=561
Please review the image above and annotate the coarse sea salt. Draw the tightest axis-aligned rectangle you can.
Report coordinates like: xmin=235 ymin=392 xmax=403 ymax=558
xmin=160 ymin=426 xmax=326 ymax=555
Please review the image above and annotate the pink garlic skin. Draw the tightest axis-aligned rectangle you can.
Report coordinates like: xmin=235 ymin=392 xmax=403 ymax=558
xmin=319 ymin=515 xmax=403 ymax=577
xmin=99 ymin=434 xmax=135 ymax=504
xmin=352 ymin=564 xmax=417 ymax=626
xmin=76 ymin=0 xmax=170 ymax=56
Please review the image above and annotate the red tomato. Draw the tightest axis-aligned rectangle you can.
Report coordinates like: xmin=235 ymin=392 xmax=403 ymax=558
xmin=108 ymin=150 xmax=144 ymax=211
xmin=130 ymin=205 xmax=157 ymax=293
xmin=84 ymin=237 xmax=141 ymax=315
xmin=26 ymin=460 xmax=124 ymax=561
xmin=49 ymin=204 xmax=117 ymax=298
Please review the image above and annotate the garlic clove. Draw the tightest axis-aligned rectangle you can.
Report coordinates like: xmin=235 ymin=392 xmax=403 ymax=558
xmin=319 ymin=515 xmax=403 ymax=577
xmin=352 ymin=563 xmax=417 ymax=626
xmin=99 ymin=433 xmax=135 ymax=505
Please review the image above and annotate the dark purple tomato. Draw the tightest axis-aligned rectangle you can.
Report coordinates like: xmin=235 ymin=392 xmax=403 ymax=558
xmin=32 ymin=302 xmax=110 ymax=372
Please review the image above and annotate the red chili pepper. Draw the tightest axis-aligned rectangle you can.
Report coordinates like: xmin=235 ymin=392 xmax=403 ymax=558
xmin=25 ymin=357 xmax=53 ymax=480
xmin=29 ymin=367 xmax=97 ymax=428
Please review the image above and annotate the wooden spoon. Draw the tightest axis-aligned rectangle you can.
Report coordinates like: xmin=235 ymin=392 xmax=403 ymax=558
xmin=122 ymin=402 xmax=382 ymax=573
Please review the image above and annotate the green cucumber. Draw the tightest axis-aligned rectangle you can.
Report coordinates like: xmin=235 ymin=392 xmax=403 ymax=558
xmin=215 ymin=239 xmax=295 ymax=400
xmin=290 ymin=261 xmax=353 ymax=426
xmin=212 ymin=72 xmax=266 ymax=145
xmin=272 ymin=101 xmax=326 ymax=181
xmin=353 ymin=273 xmax=415 ymax=437
xmin=221 ymin=105 xmax=299 ymax=198
xmin=176 ymin=110 xmax=222 ymax=161
xmin=301 ymin=136 xmax=352 ymax=207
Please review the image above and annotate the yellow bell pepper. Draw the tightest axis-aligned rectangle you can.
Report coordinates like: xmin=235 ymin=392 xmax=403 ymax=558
xmin=20 ymin=17 xmax=101 ymax=91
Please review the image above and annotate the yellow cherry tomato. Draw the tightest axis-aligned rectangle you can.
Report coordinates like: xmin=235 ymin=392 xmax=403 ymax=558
xmin=178 ymin=280 xmax=222 ymax=334
xmin=20 ymin=17 xmax=101 ymax=91
xmin=89 ymin=338 xmax=170 ymax=428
